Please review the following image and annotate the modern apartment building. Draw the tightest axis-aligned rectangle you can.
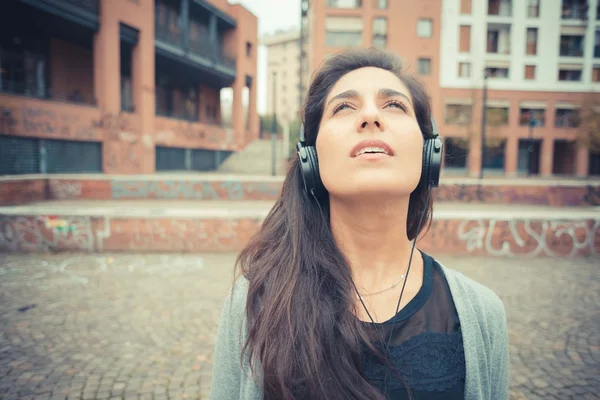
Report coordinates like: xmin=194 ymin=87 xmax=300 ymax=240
xmin=302 ymin=0 xmax=600 ymax=177
xmin=0 ymin=0 xmax=258 ymax=175
xmin=262 ymin=29 xmax=302 ymax=129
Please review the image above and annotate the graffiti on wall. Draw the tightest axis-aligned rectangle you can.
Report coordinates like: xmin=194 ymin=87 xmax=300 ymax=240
xmin=455 ymin=218 xmax=600 ymax=257
xmin=49 ymin=180 xmax=82 ymax=200
xmin=435 ymin=184 xmax=600 ymax=207
xmin=0 ymin=216 xmax=111 ymax=252
xmin=110 ymin=180 xmax=282 ymax=200
xmin=0 ymin=104 xmax=98 ymax=139
xmin=114 ymin=218 xmax=259 ymax=252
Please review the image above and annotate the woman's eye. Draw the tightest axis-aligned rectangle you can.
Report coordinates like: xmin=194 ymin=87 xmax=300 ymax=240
xmin=387 ymin=101 xmax=407 ymax=112
xmin=333 ymin=102 xmax=352 ymax=114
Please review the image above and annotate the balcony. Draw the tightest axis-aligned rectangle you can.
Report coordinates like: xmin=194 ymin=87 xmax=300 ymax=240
xmin=561 ymin=0 xmax=588 ymax=20
xmin=155 ymin=7 xmax=237 ymax=81
xmin=0 ymin=50 xmax=96 ymax=106
xmin=488 ymin=0 xmax=512 ymax=17
xmin=154 ymin=115 xmax=234 ymax=151
xmin=560 ymin=35 xmax=584 ymax=57
xmin=23 ymin=0 xmax=99 ymax=29
xmin=487 ymin=24 xmax=511 ymax=55
xmin=326 ymin=0 xmax=362 ymax=8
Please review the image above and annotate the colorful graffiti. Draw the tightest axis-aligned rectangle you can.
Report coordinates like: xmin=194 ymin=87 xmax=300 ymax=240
xmin=109 ymin=180 xmax=282 ymax=201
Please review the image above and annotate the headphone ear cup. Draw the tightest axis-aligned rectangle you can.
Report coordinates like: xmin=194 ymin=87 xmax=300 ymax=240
xmin=420 ymin=139 xmax=432 ymax=191
xmin=420 ymin=137 xmax=443 ymax=191
xmin=306 ymin=145 xmax=326 ymax=198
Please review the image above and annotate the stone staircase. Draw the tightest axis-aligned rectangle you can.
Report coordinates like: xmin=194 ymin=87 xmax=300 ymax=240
xmin=218 ymin=139 xmax=289 ymax=175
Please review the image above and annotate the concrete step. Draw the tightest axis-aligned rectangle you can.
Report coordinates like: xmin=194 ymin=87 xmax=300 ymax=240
xmin=2 ymin=175 xmax=599 ymax=207
xmin=218 ymin=139 xmax=289 ymax=175
xmin=1 ymin=200 xmax=598 ymax=256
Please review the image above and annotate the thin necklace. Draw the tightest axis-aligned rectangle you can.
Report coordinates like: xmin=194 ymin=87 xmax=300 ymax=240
xmin=356 ymin=273 xmax=406 ymax=299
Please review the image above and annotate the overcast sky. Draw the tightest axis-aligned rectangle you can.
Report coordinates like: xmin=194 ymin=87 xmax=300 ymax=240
xmin=230 ymin=0 xmax=301 ymax=114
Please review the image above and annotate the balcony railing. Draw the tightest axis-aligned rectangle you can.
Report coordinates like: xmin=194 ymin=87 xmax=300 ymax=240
xmin=326 ymin=0 xmax=362 ymax=8
xmin=0 ymin=50 xmax=96 ymax=105
xmin=560 ymin=46 xmax=584 ymax=57
xmin=156 ymin=109 xmax=200 ymax=122
xmin=57 ymin=0 xmax=99 ymax=14
xmin=156 ymin=14 xmax=236 ymax=70
xmin=561 ymin=1 xmax=588 ymax=19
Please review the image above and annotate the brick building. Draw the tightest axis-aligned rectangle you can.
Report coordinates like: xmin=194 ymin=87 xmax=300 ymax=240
xmin=0 ymin=0 xmax=258 ymax=175
xmin=300 ymin=0 xmax=600 ymax=178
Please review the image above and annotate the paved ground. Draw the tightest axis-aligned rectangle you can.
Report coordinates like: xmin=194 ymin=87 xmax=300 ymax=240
xmin=0 ymin=252 xmax=598 ymax=400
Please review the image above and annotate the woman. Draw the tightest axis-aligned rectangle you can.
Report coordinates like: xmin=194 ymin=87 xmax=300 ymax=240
xmin=210 ymin=48 xmax=509 ymax=400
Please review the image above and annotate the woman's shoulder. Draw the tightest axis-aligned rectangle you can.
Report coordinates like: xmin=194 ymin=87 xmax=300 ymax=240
xmin=221 ymin=275 xmax=250 ymax=321
xmin=435 ymin=261 xmax=506 ymax=321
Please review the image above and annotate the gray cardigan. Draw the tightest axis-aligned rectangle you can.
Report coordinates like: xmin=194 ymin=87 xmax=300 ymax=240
xmin=210 ymin=262 xmax=510 ymax=400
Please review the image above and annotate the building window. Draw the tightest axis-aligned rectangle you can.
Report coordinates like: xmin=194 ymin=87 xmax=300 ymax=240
xmin=417 ymin=19 xmax=433 ymax=38
xmin=524 ymin=65 xmax=536 ymax=80
xmin=561 ymin=0 xmax=587 ymax=20
xmin=519 ymin=108 xmax=545 ymax=126
xmin=376 ymin=0 xmax=388 ymax=8
xmin=459 ymin=25 xmax=471 ymax=52
xmin=488 ymin=0 xmax=512 ymax=17
xmin=372 ymin=17 xmax=387 ymax=49
xmin=460 ymin=0 xmax=472 ymax=14
xmin=486 ymin=67 xmax=510 ymax=78
xmin=326 ymin=0 xmax=362 ymax=8
xmin=487 ymin=24 xmax=511 ymax=54
xmin=527 ymin=0 xmax=540 ymax=17
xmin=595 ymin=29 xmax=600 ymax=58
xmin=418 ymin=58 xmax=431 ymax=75
xmin=555 ymin=108 xmax=580 ymax=128
xmin=560 ymin=35 xmax=584 ymax=57
xmin=445 ymin=104 xmax=473 ymax=125
xmin=246 ymin=42 xmax=252 ymax=57
xmin=486 ymin=107 xmax=509 ymax=126
xmin=593 ymin=66 xmax=600 ymax=82
xmin=558 ymin=67 xmax=582 ymax=81
xmin=526 ymin=28 xmax=538 ymax=55
xmin=459 ymin=62 xmax=471 ymax=77
xmin=325 ymin=17 xmax=363 ymax=47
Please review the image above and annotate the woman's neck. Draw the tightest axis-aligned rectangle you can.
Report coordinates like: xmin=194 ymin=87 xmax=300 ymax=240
xmin=329 ymin=196 xmax=419 ymax=293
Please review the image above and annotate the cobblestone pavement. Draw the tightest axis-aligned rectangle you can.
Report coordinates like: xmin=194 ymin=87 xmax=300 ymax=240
xmin=0 ymin=252 xmax=598 ymax=400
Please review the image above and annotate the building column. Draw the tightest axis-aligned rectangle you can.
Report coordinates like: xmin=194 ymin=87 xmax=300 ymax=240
xmin=468 ymin=135 xmax=482 ymax=177
xmin=209 ymin=14 xmax=218 ymax=59
xmin=93 ymin=3 xmax=120 ymax=174
xmin=94 ymin=1 xmax=155 ymax=174
xmin=232 ymin=77 xmax=244 ymax=148
xmin=248 ymin=78 xmax=259 ymax=141
xmin=540 ymin=137 xmax=554 ymax=176
xmin=93 ymin=6 xmax=120 ymax=114
xmin=181 ymin=0 xmax=189 ymax=51
xmin=504 ymin=136 xmax=518 ymax=176
xmin=575 ymin=145 xmax=590 ymax=177
xmin=131 ymin=15 xmax=156 ymax=173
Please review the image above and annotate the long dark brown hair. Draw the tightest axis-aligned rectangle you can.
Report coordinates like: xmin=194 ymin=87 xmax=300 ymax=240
xmin=235 ymin=48 xmax=435 ymax=399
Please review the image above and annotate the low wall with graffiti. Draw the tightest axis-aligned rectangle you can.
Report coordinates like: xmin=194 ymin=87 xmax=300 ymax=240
xmin=1 ymin=214 xmax=598 ymax=256
xmin=1 ymin=176 xmax=599 ymax=206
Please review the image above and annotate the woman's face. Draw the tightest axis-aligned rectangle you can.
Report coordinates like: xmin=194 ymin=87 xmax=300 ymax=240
xmin=316 ymin=67 xmax=424 ymax=200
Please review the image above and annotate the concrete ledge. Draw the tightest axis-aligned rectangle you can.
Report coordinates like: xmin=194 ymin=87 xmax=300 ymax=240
xmin=1 ymin=201 xmax=598 ymax=257
xmin=1 ymin=176 xmax=599 ymax=206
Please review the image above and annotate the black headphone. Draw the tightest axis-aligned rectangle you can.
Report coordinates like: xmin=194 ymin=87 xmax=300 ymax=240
xmin=296 ymin=118 xmax=443 ymax=200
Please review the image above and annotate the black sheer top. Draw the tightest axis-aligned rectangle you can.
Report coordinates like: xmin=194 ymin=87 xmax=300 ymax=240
xmin=361 ymin=251 xmax=466 ymax=399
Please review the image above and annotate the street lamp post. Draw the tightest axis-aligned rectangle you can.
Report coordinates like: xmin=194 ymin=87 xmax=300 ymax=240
xmin=271 ymin=71 xmax=278 ymax=176
xmin=479 ymin=70 xmax=489 ymax=180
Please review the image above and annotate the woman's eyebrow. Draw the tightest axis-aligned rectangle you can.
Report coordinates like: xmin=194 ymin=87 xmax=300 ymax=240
xmin=378 ymin=88 xmax=412 ymax=105
xmin=326 ymin=89 xmax=360 ymax=108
